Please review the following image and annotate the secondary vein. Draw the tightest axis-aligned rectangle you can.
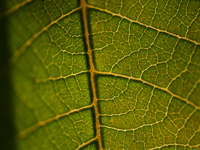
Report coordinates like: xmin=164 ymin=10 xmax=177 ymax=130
xmin=0 ymin=0 xmax=34 ymax=19
xmin=17 ymin=104 xmax=94 ymax=139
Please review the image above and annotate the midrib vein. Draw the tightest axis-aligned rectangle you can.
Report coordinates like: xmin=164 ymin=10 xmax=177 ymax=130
xmin=81 ymin=0 xmax=103 ymax=149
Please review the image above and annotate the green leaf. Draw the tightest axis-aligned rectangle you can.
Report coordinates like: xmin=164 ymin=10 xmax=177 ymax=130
xmin=1 ymin=0 xmax=200 ymax=149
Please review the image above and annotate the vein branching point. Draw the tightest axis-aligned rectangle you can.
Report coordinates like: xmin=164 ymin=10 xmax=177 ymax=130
xmin=81 ymin=0 xmax=103 ymax=149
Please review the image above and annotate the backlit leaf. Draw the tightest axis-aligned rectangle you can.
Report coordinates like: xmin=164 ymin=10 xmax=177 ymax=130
xmin=0 ymin=0 xmax=200 ymax=149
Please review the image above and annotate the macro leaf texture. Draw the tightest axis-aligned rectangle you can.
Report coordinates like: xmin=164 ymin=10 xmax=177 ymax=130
xmin=0 ymin=0 xmax=200 ymax=149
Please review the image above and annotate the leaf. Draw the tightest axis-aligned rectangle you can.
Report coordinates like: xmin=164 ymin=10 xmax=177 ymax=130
xmin=0 ymin=0 xmax=200 ymax=149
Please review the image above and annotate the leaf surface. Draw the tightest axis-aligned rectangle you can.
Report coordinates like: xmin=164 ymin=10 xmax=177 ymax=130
xmin=0 ymin=0 xmax=200 ymax=149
